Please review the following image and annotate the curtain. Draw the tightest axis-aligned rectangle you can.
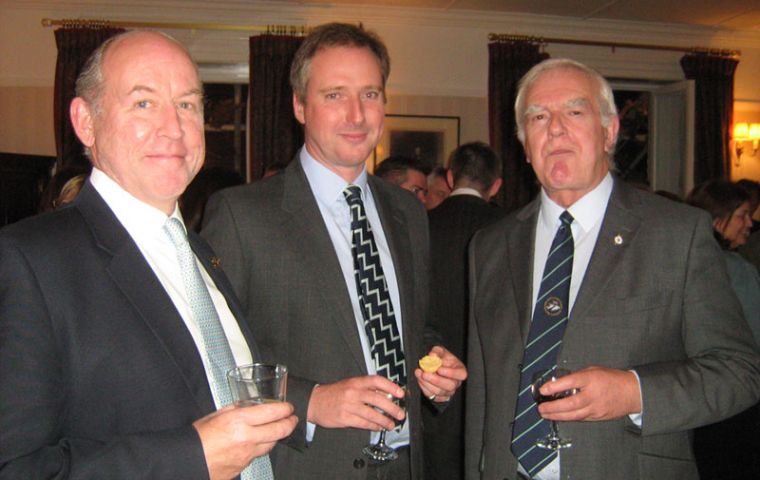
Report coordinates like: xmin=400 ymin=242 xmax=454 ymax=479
xmin=680 ymin=53 xmax=738 ymax=184
xmin=488 ymin=41 xmax=549 ymax=212
xmin=54 ymin=27 xmax=125 ymax=171
xmin=248 ymin=35 xmax=304 ymax=181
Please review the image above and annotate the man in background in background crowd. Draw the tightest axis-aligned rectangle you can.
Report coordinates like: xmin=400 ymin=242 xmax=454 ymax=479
xmin=425 ymin=166 xmax=451 ymax=210
xmin=0 ymin=30 xmax=296 ymax=479
xmin=203 ymin=22 xmax=466 ymax=480
xmin=374 ymin=154 xmax=431 ymax=204
xmin=424 ymin=141 xmax=504 ymax=480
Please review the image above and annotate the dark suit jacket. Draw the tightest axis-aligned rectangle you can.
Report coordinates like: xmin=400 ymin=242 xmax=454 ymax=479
xmin=464 ymin=179 xmax=760 ymax=480
xmin=202 ymin=159 xmax=433 ymax=480
xmin=0 ymin=182 xmax=259 ymax=479
xmin=424 ymin=194 xmax=504 ymax=480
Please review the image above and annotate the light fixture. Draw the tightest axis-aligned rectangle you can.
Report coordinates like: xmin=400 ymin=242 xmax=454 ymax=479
xmin=733 ymin=122 xmax=760 ymax=164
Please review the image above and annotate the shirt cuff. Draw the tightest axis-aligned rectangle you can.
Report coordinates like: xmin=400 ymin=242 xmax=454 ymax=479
xmin=627 ymin=370 xmax=643 ymax=428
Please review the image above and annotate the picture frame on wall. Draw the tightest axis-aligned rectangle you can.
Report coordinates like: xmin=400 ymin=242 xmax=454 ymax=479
xmin=370 ymin=114 xmax=460 ymax=172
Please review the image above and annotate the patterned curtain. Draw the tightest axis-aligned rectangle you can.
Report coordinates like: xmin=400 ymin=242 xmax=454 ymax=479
xmin=248 ymin=34 xmax=304 ymax=181
xmin=488 ymin=40 xmax=549 ymax=212
xmin=680 ymin=53 xmax=739 ymax=183
xmin=54 ymin=26 xmax=125 ymax=171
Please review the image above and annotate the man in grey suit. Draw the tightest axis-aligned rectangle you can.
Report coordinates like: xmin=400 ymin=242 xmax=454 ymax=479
xmin=464 ymin=58 xmax=760 ymax=480
xmin=0 ymin=31 xmax=296 ymax=479
xmin=203 ymin=23 xmax=466 ymax=480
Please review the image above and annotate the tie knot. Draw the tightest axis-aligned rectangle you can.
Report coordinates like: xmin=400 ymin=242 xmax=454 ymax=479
xmin=164 ymin=217 xmax=189 ymax=248
xmin=560 ymin=211 xmax=574 ymax=227
xmin=343 ymin=184 xmax=363 ymax=206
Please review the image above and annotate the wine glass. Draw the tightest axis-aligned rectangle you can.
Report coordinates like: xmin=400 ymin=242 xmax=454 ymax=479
xmin=531 ymin=368 xmax=577 ymax=450
xmin=362 ymin=387 xmax=408 ymax=463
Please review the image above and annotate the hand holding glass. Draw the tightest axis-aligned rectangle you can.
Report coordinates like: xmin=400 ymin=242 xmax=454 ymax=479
xmin=227 ymin=363 xmax=288 ymax=406
xmin=362 ymin=387 xmax=408 ymax=463
xmin=531 ymin=368 xmax=577 ymax=450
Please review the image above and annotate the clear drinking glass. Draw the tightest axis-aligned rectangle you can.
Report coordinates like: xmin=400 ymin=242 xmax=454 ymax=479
xmin=362 ymin=387 xmax=408 ymax=463
xmin=227 ymin=363 xmax=288 ymax=406
xmin=531 ymin=368 xmax=576 ymax=450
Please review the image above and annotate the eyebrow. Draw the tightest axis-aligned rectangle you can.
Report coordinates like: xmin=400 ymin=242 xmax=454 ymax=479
xmin=524 ymin=97 xmax=591 ymax=116
xmin=126 ymin=85 xmax=204 ymax=102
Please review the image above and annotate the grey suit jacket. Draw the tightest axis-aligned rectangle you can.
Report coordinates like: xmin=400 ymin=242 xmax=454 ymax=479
xmin=202 ymin=159 xmax=433 ymax=480
xmin=0 ymin=181 xmax=260 ymax=479
xmin=464 ymin=179 xmax=760 ymax=480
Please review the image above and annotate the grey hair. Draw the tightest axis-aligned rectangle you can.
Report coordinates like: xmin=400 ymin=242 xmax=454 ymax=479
xmin=514 ymin=58 xmax=618 ymax=149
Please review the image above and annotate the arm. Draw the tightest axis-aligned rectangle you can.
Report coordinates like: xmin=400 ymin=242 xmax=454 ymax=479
xmin=0 ymin=237 xmax=210 ymax=479
xmin=464 ymin=234 xmax=486 ymax=479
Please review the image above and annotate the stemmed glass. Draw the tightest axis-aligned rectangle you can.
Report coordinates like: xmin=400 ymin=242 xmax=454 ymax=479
xmin=362 ymin=387 xmax=408 ymax=463
xmin=531 ymin=368 xmax=577 ymax=450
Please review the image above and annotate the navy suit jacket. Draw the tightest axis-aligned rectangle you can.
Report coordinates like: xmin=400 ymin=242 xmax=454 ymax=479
xmin=0 ymin=181 xmax=259 ymax=479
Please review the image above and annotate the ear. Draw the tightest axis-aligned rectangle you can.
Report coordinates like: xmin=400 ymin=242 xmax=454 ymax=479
xmin=446 ymin=170 xmax=455 ymax=190
xmin=293 ymin=93 xmax=306 ymax=125
xmin=487 ymin=178 xmax=503 ymax=201
xmin=604 ymin=114 xmax=620 ymax=154
xmin=70 ymin=97 xmax=95 ymax=148
xmin=712 ymin=217 xmax=725 ymax=235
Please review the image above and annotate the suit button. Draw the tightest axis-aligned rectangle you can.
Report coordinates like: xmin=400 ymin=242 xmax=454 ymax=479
xmin=353 ymin=458 xmax=366 ymax=469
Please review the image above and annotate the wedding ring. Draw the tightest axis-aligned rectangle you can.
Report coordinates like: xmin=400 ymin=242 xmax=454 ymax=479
xmin=428 ymin=394 xmax=437 ymax=401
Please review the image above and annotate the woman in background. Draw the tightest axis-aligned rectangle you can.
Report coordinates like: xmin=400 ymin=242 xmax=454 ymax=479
xmin=687 ymin=179 xmax=760 ymax=342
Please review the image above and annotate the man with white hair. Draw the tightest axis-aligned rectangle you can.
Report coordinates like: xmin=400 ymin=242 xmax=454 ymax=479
xmin=464 ymin=58 xmax=760 ymax=480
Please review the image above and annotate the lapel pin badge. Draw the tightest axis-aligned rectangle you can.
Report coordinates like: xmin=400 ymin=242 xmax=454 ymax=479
xmin=211 ymin=256 xmax=221 ymax=269
xmin=614 ymin=234 xmax=624 ymax=246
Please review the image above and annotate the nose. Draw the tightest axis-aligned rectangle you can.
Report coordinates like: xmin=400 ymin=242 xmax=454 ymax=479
xmin=346 ymin=95 xmax=365 ymax=125
xmin=548 ymin=113 xmax=566 ymax=137
xmin=158 ymin=105 xmax=183 ymax=140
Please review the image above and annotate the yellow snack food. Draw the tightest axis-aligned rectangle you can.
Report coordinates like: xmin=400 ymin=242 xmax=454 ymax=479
xmin=419 ymin=355 xmax=442 ymax=373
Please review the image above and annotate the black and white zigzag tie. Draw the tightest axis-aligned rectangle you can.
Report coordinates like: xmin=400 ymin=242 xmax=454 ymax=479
xmin=164 ymin=218 xmax=273 ymax=480
xmin=343 ymin=185 xmax=407 ymax=386
xmin=511 ymin=211 xmax=574 ymax=478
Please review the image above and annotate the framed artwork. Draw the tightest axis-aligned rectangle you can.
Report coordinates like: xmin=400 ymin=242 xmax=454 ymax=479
xmin=370 ymin=114 xmax=460 ymax=172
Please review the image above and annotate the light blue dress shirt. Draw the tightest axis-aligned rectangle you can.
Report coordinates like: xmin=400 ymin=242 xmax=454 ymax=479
xmin=300 ymin=147 xmax=410 ymax=448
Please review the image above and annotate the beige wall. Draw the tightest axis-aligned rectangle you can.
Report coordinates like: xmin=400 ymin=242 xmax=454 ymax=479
xmin=0 ymin=86 xmax=55 ymax=155
xmin=2 ymin=0 xmax=760 ymax=180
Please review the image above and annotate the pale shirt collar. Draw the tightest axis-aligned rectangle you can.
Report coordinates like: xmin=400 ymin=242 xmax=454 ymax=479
xmin=450 ymin=187 xmax=483 ymax=199
xmin=538 ymin=172 xmax=613 ymax=237
xmin=300 ymin=147 xmax=370 ymax=204
xmin=89 ymin=168 xmax=183 ymax=238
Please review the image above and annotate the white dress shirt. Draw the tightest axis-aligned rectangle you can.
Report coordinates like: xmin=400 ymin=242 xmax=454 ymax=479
xmin=523 ymin=173 xmax=613 ymax=480
xmin=300 ymin=147 xmax=410 ymax=448
xmin=90 ymin=168 xmax=252 ymax=410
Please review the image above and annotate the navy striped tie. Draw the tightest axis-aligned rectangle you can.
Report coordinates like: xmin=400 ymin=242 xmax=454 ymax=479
xmin=511 ymin=211 xmax=574 ymax=478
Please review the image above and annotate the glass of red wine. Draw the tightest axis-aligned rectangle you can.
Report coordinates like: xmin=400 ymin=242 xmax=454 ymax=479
xmin=362 ymin=387 xmax=408 ymax=463
xmin=531 ymin=368 xmax=577 ymax=450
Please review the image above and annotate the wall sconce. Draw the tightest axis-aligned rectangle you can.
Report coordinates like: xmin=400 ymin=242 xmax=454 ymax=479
xmin=734 ymin=122 xmax=760 ymax=164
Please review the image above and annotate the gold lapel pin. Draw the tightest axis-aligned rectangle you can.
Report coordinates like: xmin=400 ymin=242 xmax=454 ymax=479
xmin=614 ymin=234 xmax=624 ymax=245
xmin=211 ymin=256 xmax=221 ymax=269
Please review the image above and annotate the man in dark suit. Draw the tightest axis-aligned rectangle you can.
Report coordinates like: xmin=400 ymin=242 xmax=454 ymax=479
xmin=464 ymin=58 xmax=760 ymax=480
xmin=203 ymin=23 xmax=466 ymax=480
xmin=424 ymin=141 xmax=504 ymax=480
xmin=0 ymin=31 xmax=296 ymax=479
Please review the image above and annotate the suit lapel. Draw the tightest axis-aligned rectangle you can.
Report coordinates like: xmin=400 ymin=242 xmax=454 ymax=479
xmin=279 ymin=161 xmax=368 ymax=372
xmin=570 ymin=179 xmax=642 ymax=322
xmin=189 ymin=232 xmax=262 ymax=362
xmin=77 ymin=183 xmax=215 ymax=414
xmin=510 ymin=198 xmax=540 ymax=344
xmin=368 ymin=176 xmax=418 ymax=360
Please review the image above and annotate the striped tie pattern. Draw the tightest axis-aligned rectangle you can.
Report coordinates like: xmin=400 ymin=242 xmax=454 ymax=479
xmin=343 ymin=185 xmax=407 ymax=386
xmin=510 ymin=211 xmax=574 ymax=478
xmin=164 ymin=218 xmax=273 ymax=480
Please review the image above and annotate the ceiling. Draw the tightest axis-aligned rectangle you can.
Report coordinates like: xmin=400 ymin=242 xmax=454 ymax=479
xmin=285 ymin=0 xmax=760 ymax=31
